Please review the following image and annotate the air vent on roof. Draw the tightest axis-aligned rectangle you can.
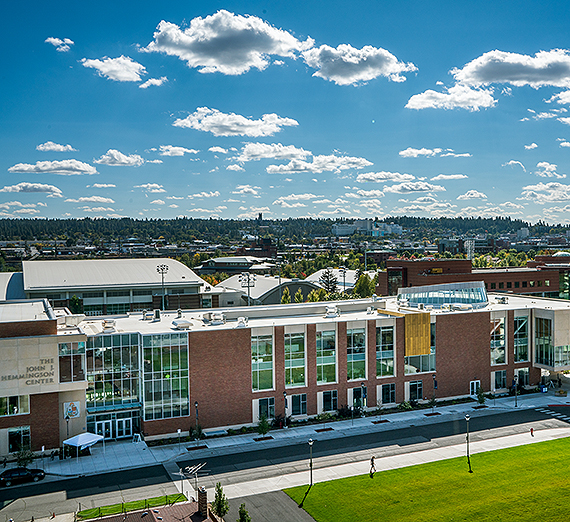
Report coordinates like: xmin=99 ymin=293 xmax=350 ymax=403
xmin=177 ymin=309 xmax=183 ymax=318
xmin=154 ymin=309 xmax=161 ymax=321
xmin=324 ymin=305 xmax=339 ymax=318
xmin=236 ymin=316 xmax=248 ymax=328
xmin=172 ymin=319 xmax=191 ymax=330
xmin=65 ymin=314 xmax=85 ymax=327
xmin=496 ymin=296 xmax=508 ymax=304
xmin=102 ymin=319 xmax=115 ymax=331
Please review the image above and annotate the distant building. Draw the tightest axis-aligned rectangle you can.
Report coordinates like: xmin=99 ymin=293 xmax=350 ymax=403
xmin=438 ymin=237 xmax=496 ymax=256
xmin=235 ymin=237 xmax=277 ymax=258
xmin=195 ymin=256 xmax=275 ymax=275
xmin=332 ymin=220 xmax=403 ymax=237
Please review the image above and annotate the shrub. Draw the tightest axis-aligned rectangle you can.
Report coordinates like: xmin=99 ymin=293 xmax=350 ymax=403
xmin=398 ymin=401 xmax=413 ymax=411
xmin=257 ymin=415 xmax=270 ymax=435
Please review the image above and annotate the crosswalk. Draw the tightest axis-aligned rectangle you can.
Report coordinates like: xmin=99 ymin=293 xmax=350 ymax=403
xmin=536 ymin=407 xmax=570 ymax=423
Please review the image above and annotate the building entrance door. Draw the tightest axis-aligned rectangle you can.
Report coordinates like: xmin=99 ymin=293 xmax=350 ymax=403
xmin=116 ymin=418 xmax=132 ymax=439
xmin=96 ymin=420 xmax=113 ymax=439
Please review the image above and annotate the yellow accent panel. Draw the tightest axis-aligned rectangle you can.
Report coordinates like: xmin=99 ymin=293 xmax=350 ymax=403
xmin=405 ymin=313 xmax=431 ymax=356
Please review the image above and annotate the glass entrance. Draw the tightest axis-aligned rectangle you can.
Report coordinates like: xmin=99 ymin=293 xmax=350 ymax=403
xmin=96 ymin=420 xmax=113 ymax=439
xmin=116 ymin=418 xmax=132 ymax=438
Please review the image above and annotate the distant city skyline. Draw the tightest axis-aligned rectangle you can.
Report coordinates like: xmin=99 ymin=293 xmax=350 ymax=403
xmin=3 ymin=1 xmax=570 ymax=223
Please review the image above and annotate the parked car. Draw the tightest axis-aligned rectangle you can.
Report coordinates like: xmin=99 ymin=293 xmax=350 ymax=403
xmin=0 ymin=467 xmax=45 ymax=487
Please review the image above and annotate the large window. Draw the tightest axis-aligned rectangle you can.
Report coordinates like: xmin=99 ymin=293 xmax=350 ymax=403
xmin=494 ymin=370 xmax=507 ymax=390
xmin=517 ymin=367 xmax=530 ymax=386
xmin=405 ymin=323 xmax=436 ymax=374
xmin=514 ymin=317 xmax=529 ymax=362
xmin=8 ymin=426 xmax=30 ymax=453
xmin=292 ymin=394 xmax=307 ymax=415
xmin=347 ymin=328 xmax=366 ymax=381
xmin=142 ymin=333 xmax=189 ymax=421
xmin=0 ymin=395 xmax=29 ymax=416
xmin=59 ymin=341 xmax=86 ymax=383
xmin=252 ymin=335 xmax=273 ymax=391
xmin=106 ymin=303 xmax=130 ymax=314
xmin=376 ymin=326 xmax=394 ymax=377
xmin=491 ymin=318 xmax=506 ymax=365
xmin=259 ymin=397 xmax=275 ymax=419
xmin=316 ymin=330 xmax=336 ymax=384
xmin=322 ymin=390 xmax=338 ymax=412
xmin=535 ymin=317 xmax=553 ymax=366
xmin=285 ymin=333 xmax=305 ymax=387
xmin=381 ymin=383 xmax=396 ymax=405
xmin=409 ymin=380 xmax=423 ymax=401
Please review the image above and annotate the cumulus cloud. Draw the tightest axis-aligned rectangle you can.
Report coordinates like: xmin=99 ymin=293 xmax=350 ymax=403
xmin=139 ymin=77 xmax=168 ymax=89
xmin=0 ymin=201 xmax=43 ymax=211
xmin=430 ymin=174 xmax=468 ymax=180
xmin=88 ymin=183 xmax=116 ymax=188
xmin=502 ymin=160 xmax=526 ymax=172
xmin=237 ymin=142 xmax=310 ymax=162
xmin=226 ymin=164 xmax=244 ymax=171
xmin=406 ymin=84 xmax=496 ymax=111
xmin=8 ymin=159 xmax=96 ymax=176
xmin=36 ymin=141 xmax=76 ymax=152
xmin=232 ymin=184 xmax=260 ymax=195
xmin=134 ymin=183 xmax=165 ymax=193
xmin=150 ymin=199 xmax=165 ymax=205
xmin=144 ymin=10 xmax=313 ymax=75
xmin=273 ymin=200 xmax=307 ymax=208
xmin=525 ymin=143 xmax=538 ymax=149
xmin=452 ymin=49 xmax=570 ymax=88
xmin=45 ymin=37 xmax=74 ymax=52
xmin=159 ymin=145 xmax=199 ymax=156
xmin=273 ymin=193 xmax=321 ymax=205
xmin=550 ymin=91 xmax=570 ymax=104
xmin=237 ymin=206 xmax=271 ymax=219
xmin=440 ymin=151 xmax=472 ymax=158
xmin=356 ymin=171 xmax=415 ymax=183
xmin=94 ymin=149 xmax=144 ymax=167
xmin=266 ymin=154 xmax=372 ymax=174
xmin=209 ymin=146 xmax=228 ymax=154
xmin=188 ymin=191 xmax=220 ymax=199
xmin=399 ymin=147 xmax=442 ymax=158
xmin=535 ymin=161 xmax=566 ymax=178
xmin=65 ymin=196 xmax=115 ymax=203
xmin=520 ymin=181 xmax=570 ymax=203
xmin=82 ymin=56 xmax=146 ymax=82
xmin=384 ymin=181 xmax=445 ymax=193
xmin=560 ymin=141 xmax=570 ymax=147
xmin=174 ymin=107 xmax=298 ymax=137
xmin=301 ymin=43 xmax=416 ymax=85
xmin=0 ymin=182 xmax=63 ymax=197
xmin=457 ymin=190 xmax=488 ymax=200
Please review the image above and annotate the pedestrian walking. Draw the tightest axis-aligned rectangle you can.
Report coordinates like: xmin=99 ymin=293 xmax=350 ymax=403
xmin=370 ymin=455 xmax=376 ymax=475
xmin=530 ymin=428 xmax=534 ymax=437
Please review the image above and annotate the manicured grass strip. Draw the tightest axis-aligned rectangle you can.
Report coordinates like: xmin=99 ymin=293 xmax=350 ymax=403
xmin=77 ymin=494 xmax=187 ymax=519
xmin=285 ymin=437 xmax=570 ymax=522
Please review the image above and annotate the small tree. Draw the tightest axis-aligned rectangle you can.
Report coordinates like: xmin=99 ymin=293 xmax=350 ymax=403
xmin=281 ymin=287 xmax=291 ymax=304
xmin=211 ymin=482 xmax=230 ymax=518
xmin=353 ymin=274 xmax=375 ymax=298
xmin=294 ymin=288 xmax=304 ymax=303
xmin=307 ymin=289 xmax=320 ymax=302
xmin=69 ymin=294 xmax=83 ymax=314
xmin=476 ymin=385 xmax=486 ymax=405
xmin=237 ymin=503 xmax=251 ymax=522
xmin=319 ymin=268 xmax=338 ymax=293
xmin=16 ymin=449 xmax=34 ymax=468
xmin=257 ymin=414 xmax=270 ymax=435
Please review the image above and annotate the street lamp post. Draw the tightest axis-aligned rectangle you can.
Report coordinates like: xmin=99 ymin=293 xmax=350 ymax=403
xmin=308 ymin=439 xmax=314 ymax=487
xmin=514 ymin=375 xmax=519 ymax=408
xmin=283 ymin=391 xmax=287 ymax=429
xmin=239 ymin=272 xmax=257 ymax=306
xmin=194 ymin=401 xmax=199 ymax=447
xmin=361 ymin=382 xmax=366 ymax=411
xmin=465 ymin=414 xmax=473 ymax=473
xmin=156 ymin=264 xmax=169 ymax=311
xmin=177 ymin=428 xmax=181 ymax=451
xmin=432 ymin=374 xmax=437 ymax=414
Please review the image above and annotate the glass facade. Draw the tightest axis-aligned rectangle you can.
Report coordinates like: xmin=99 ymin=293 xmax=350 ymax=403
xmin=376 ymin=326 xmax=394 ymax=377
xmin=381 ymin=383 xmax=396 ymax=404
xmin=142 ymin=333 xmax=189 ymax=421
xmin=316 ymin=330 xmax=336 ymax=384
xmin=514 ymin=317 xmax=529 ymax=362
xmin=494 ymin=370 xmax=507 ymax=389
xmin=59 ymin=341 xmax=86 ymax=383
xmin=347 ymin=328 xmax=366 ymax=381
xmin=409 ymin=380 xmax=423 ymax=401
xmin=292 ymin=393 xmax=307 ymax=415
xmin=8 ymin=426 xmax=30 ymax=453
xmin=258 ymin=397 xmax=275 ymax=419
xmin=517 ymin=367 xmax=530 ymax=386
xmin=322 ymin=390 xmax=337 ymax=411
xmin=397 ymin=281 xmax=488 ymax=309
xmin=285 ymin=333 xmax=305 ymax=387
xmin=0 ymin=395 xmax=29 ymax=416
xmin=252 ymin=335 xmax=273 ymax=391
xmin=535 ymin=317 xmax=553 ymax=366
xmin=491 ymin=318 xmax=506 ymax=365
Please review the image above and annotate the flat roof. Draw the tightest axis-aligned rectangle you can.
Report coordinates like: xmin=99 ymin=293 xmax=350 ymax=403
xmin=0 ymin=299 xmax=54 ymax=323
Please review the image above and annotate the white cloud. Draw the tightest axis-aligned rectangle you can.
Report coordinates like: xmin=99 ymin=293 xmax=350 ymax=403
xmin=453 ymin=49 xmax=570 ymax=88
xmin=356 ymin=171 xmax=415 ymax=183
xmin=78 ymin=206 xmax=115 ymax=212
xmin=188 ymin=191 xmax=220 ymax=199
xmin=502 ymin=160 xmax=526 ymax=172
xmin=150 ymin=199 xmax=165 ymax=205
xmin=226 ymin=164 xmax=244 ymax=171
xmin=82 ymin=56 xmax=146 ymax=82
xmin=88 ymin=183 xmax=116 ymax=188
xmin=0 ymin=182 xmax=63 ymax=197
xmin=457 ymin=190 xmax=487 ymax=200
xmin=266 ymin=154 xmax=372 ymax=174
xmin=134 ymin=183 xmax=166 ymax=193
xmin=144 ymin=10 xmax=313 ymax=75
xmin=36 ymin=141 xmax=76 ymax=152
xmin=209 ymin=146 xmax=228 ymax=154
xmin=237 ymin=206 xmax=271 ymax=219
xmin=94 ymin=149 xmax=144 ymax=167
xmin=558 ymin=117 xmax=570 ymax=125
xmin=45 ymin=37 xmax=74 ymax=52
xmin=273 ymin=200 xmax=307 ymax=208
xmin=430 ymin=174 xmax=468 ymax=180
xmin=0 ymin=201 xmax=42 ymax=210
xmin=520 ymin=181 xmax=570 ymax=203
xmin=237 ymin=142 xmax=310 ymax=162
xmin=550 ymin=91 xmax=570 ymax=104
xmin=232 ymin=184 xmax=260 ymax=195
xmin=354 ymin=189 xmax=385 ymax=198
xmin=384 ymin=181 xmax=445 ymax=193
xmin=525 ymin=143 xmax=538 ymax=149
xmin=146 ymin=159 xmax=163 ymax=164
xmin=139 ymin=77 xmax=168 ymax=89
xmin=167 ymin=196 xmax=184 ymax=200
xmin=276 ymin=193 xmax=320 ymax=201
xmin=399 ymin=147 xmax=442 ymax=158
xmin=65 ymin=196 xmax=115 ymax=203
xmin=535 ymin=161 xmax=566 ymax=178
xmin=302 ymin=43 xmax=416 ymax=85
xmin=440 ymin=152 xmax=472 ymax=157
xmin=159 ymin=145 xmax=199 ymax=156
xmin=8 ymin=159 xmax=96 ymax=175
xmin=406 ymin=84 xmax=496 ymax=111
xmin=169 ymin=204 xmax=179 ymax=208
xmin=561 ymin=142 xmax=570 ymax=147
xmin=174 ymin=107 xmax=298 ymax=137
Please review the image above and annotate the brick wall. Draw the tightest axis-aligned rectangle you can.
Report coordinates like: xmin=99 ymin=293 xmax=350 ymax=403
xmin=0 ymin=320 xmax=57 ymax=339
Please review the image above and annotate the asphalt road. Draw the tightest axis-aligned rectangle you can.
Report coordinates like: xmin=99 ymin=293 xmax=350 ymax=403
xmin=0 ymin=407 xmax=566 ymax=521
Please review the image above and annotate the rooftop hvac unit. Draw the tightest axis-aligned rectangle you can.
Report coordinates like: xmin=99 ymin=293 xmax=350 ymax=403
xmin=177 ymin=309 xmax=183 ymax=318
xmin=236 ymin=316 xmax=248 ymax=328
xmin=441 ymin=304 xmax=452 ymax=311
xmin=366 ymin=306 xmax=374 ymax=314
xmin=496 ymin=296 xmax=508 ymax=304
xmin=172 ymin=319 xmax=192 ymax=330
xmin=418 ymin=303 xmax=425 ymax=310
xmin=324 ymin=305 xmax=339 ymax=318
xmin=154 ymin=309 xmax=161 ymax=321
xmin=65 ymin=314 xmax=85 ymax=327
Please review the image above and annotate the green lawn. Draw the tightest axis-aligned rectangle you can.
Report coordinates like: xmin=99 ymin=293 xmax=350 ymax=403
xmin=77 ymin=494 xmax=187 ymax=519
xmin=285 ymin=437 xmax=570 ymax=522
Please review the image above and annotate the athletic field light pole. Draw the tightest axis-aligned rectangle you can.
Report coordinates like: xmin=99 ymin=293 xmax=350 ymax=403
xmin=156 ymin=264 xmax=169 ymax=311
xmin=308 ymin=438 xmax=314 ymax=486
xmin=465 ymin=414 xmax=473 ymax=473
xmin=239 ymin=272 xmax=257 ymax=306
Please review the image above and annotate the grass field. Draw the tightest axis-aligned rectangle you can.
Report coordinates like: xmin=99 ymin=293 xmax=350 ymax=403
xmin=285 ymin=437 xmax=570 ymax=522
xmin=77 ymin=494 xmax=187 ymax=519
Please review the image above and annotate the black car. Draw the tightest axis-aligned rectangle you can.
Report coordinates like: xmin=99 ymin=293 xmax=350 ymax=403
xmin=0 ymin=467 xmax=45 ymax=487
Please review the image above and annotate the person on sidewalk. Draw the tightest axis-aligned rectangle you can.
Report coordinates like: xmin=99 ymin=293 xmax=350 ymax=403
xmin=370 ymin=456 xmax=376 ymax=475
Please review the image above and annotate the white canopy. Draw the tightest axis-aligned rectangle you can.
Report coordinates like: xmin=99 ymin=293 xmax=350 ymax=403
xmin=63 ymin=432 xmax=104 ymax=450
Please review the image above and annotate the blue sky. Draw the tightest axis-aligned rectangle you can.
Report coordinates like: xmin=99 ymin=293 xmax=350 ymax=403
xmin=3 ymin=1 xmax=570 ymax=223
